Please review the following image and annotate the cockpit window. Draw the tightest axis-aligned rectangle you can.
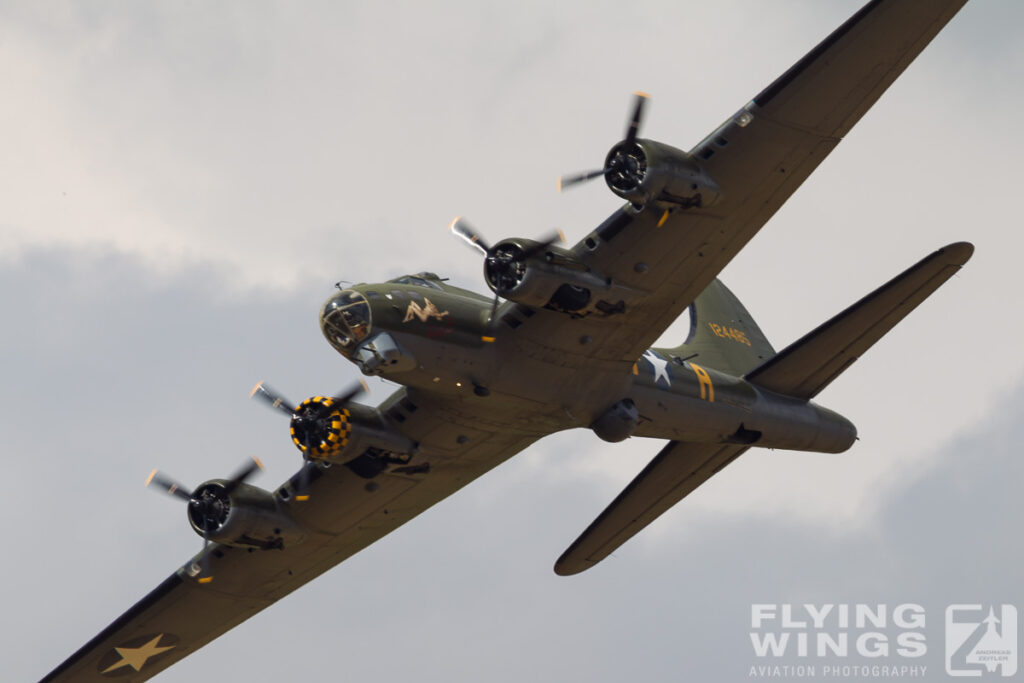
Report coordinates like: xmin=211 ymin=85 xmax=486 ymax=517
xmin=389 ymin=275 xmax=442 ymax=290
xmin=320 ymin=290 xmax=371 ymax=356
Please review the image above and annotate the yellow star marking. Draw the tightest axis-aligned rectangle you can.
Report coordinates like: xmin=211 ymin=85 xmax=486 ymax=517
xmin=101 ymin=635 xmax=175 ymax=673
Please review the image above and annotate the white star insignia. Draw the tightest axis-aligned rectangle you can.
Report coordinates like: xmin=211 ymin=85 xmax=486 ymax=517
xmin=101 ymin=634 xmax=176 ymax=674
xmin=643 ymin=350 xmax=671 ymax=387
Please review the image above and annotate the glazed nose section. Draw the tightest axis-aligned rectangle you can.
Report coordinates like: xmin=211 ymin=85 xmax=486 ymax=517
xmin=319 ymin=290 xmax=371 ymax=357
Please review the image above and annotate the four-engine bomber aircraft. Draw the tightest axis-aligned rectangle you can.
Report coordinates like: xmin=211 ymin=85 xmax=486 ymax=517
xmin=43 ymin=1 xmax=973 ymax=680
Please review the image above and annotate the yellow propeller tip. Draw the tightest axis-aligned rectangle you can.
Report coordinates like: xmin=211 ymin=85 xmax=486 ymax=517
xmin=249 ymin=381 xmax=264 ymax=397
xmin=197 ymin=576 xmax=214 ymax=584
xmin=481 ymin=336 xmax=496 ymax=343
xmin=359 ymin=378 xmax=370 ymax=393
xmin=295 ymin=495 xmax=310 ymax=502
xmin=252 ymin=456 xmax=265 ymax=471
xmin=634 ymin=90 xmax=650 ymax=99
xmin=145 ymin=469 xmax=158 ymax=487
xmin=557 ymin=228 xmax=566 ymax=244
xmin=557 ymin=177 xmax=563 ymax=193
xmin=448 ymin=216 xmax=462 ymax=232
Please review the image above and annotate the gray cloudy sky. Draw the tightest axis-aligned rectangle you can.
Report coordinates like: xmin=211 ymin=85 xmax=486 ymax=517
xmin=3 ymin=1 xmax=1023 ymax=681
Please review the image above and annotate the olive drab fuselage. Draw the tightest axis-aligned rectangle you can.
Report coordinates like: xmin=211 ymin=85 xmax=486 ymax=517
xmin=318 ymin=274 xmax=855 ymax=458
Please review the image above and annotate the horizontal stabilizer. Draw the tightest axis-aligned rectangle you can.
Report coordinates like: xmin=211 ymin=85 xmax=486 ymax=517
xmin=555 ymin=441 xmax=748 ymax=576
xmin=744 ymin=242 xmax=973 ymax=400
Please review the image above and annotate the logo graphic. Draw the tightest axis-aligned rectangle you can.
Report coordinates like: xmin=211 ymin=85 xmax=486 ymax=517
xmin=946 ymin=605 xmax=1018 ymax=677
xmin=402 ymin=298 xmax=449 ymax=323
xmin=97 ymin=633 xmax=179 ymax=677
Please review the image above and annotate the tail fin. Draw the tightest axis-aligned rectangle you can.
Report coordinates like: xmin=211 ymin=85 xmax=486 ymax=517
xmin=669 ymin=279 xmax=775 ymax=376
xmin=745 ymin=242 xmax=973 ymax=400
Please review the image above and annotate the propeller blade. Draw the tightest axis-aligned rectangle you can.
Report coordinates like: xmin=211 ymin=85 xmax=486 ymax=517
xmin=487 ymin=292 xmax=501 ymax=327
xmin=520 ymin=230 xmax=565 ymax=261
xmin=329 ymin=379 xmax=369 ymax=408
xmin=558 ymin=92 xmax=650 ymax=193
xmin=624 ymin=91 xmax=649 ymax=145
xmin=296 ymin=462 xmax=313 ymax=502
xmin=145 ymin=470 xmax=193 ymax=502
xmin=222 ymin=456 xmax=264 ymax=496
xmin=197 ymin=528 xmax=213 ymax=583
xmin=449 ymin=216 xmax=491 ymax=255
xmin=558 ymin=168 xmax=608 ymax=193
xmin=294 ymin=433 xmax=313 ymax=502
xmin=250 ymin=381 xmax=297 ymax=416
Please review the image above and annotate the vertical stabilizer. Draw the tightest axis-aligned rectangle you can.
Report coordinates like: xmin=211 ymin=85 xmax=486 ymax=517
xmin=668 ymin=279 xmax=774 ymax=376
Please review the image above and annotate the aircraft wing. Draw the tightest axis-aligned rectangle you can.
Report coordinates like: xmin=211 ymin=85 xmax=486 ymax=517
xmin=511 ymin=0 xmax=967 ymax=367
xmin=41 ymin=392 xmax=538 ymax=682
xmin=554 ymin=441 xmax=749 ymax=576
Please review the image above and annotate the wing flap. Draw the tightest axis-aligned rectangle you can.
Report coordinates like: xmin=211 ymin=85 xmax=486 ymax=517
xmin=744 ymin=242 xmax=973 ymax=400
xmin=554 ymin=441 xmax=748 ymax=576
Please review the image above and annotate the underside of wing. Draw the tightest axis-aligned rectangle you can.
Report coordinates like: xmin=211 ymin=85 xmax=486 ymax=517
xmin=513 ymin=0 xmax=968 ymax=366
xmin=42 ymin=392 xmax=539 ymax=682
xmin=554 ymin=441 xmax=749 ymax=576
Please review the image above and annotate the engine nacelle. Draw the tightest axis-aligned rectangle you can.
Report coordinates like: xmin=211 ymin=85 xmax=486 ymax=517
xmin=289 ymin=399 xmax=416 ymax=465
xmin=187 ymin=481 xmax=304 ymax=549
xmin=591 ymin=399 xmax=639 ymax=442
xmin=484 ymin=239 xmax=624 ymax=313
xmin=604 ymin=139 xmax=721 ymax=208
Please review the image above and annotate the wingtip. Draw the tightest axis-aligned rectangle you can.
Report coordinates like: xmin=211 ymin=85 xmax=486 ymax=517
xmin=940 ymin=241 xmax=974 ymax=265
xmin=552 ymin=558 xmax=588 ymax=577
xmin=553 ymin=547 xmax=595 ymax=576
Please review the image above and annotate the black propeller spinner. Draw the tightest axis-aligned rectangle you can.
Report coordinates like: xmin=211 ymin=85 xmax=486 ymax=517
xmin=449 ymin=216 xmax=564 ymax=335
xmin=249 ymin=380 xmax=367 ymax=500
xmin=145 ymin=456 xmax=263 ymax=583
xmin=558 ymin=91 xmax=649 ymax=194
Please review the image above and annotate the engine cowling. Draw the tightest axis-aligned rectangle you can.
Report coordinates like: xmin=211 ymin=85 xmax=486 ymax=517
xmin=484 ymin=239 xmax=614 ymax=312
xmin=603 ymin=139 xmax=721 ymax=208
xmin=289 ymin=399 xmax=416 ymax=465
xmin=187 ymin=480 xmax=304 ymax=549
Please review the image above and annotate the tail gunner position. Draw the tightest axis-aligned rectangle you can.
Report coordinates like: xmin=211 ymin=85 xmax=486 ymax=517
xmin=42 ymin=2 xmax=973 ymax=681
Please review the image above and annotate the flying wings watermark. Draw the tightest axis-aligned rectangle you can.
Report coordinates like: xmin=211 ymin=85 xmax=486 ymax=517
xmin=746 ymin=603 xmax=1019 ymax=679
